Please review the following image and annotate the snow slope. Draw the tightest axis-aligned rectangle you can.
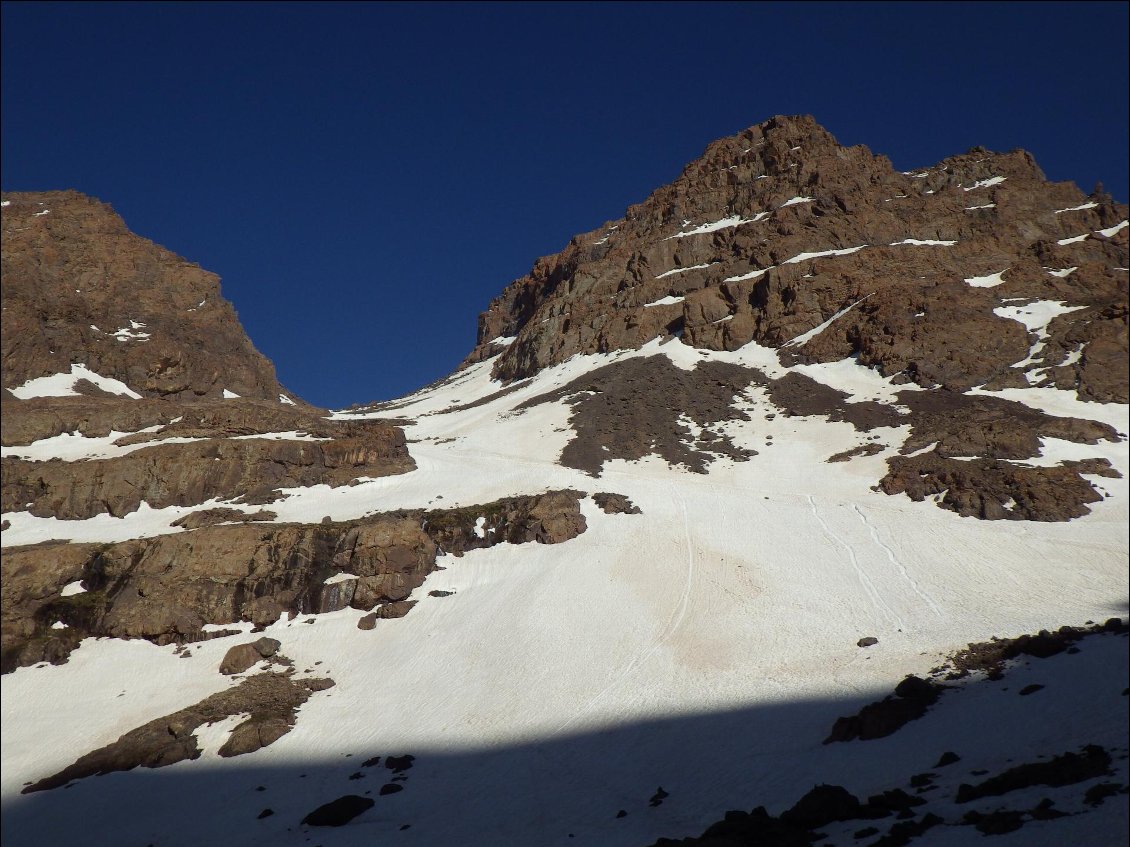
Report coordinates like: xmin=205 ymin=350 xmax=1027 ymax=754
xmin=2 ymin=339 xmax=1127 ymax=846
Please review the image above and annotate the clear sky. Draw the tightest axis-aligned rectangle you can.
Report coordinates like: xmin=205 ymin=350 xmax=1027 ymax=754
xmin=3 ymin=1 xmax=1127 ymax=408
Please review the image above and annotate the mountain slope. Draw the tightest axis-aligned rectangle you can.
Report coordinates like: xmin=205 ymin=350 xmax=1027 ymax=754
xmin=1 ymin=117 xmax=1127 ymax=847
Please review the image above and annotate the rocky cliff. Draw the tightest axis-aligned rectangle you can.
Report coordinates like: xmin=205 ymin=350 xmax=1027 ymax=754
xmin=467 ymin=115 xmax=1127 ymax=403
xmin=2 ymin=190 xmax=287 ymax=402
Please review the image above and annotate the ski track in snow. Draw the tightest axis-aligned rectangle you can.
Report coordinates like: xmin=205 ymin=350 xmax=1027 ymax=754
xmin=851 ymin=503 xmax=943 ymax=619
xmin=807 ymin=494 xmax=904 ymax=631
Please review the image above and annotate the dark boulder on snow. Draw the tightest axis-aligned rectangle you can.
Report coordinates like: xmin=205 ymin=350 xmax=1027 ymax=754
xmin=780 ymin=783 xmax=862 ymax=828
xmin=301 ymin=794 xmax=375 ymax=827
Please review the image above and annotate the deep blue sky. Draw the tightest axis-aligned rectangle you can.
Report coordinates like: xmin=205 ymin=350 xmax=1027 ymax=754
xmin=3 ymin=2 xmax=1127 ymax=408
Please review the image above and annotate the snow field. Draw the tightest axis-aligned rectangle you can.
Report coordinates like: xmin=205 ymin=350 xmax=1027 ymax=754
xmin=1 ymin=333 xmax=1127 ymax=846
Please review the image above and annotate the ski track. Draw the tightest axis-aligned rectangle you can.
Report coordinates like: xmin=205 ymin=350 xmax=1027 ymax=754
xmin=852 ymin=503 xmax=944 ymax=619
xmin=807 ymin=494 xmax=904 ymax=631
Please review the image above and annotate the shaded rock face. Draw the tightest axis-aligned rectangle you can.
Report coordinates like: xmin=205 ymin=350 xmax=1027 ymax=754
xmin=1 ymin=191 xmax=286 ymax=401
xmin=824 ymin=621 xmax=1128 ymax=747
xmin=465 ymin=115 xmax=1127 ymax=402
xmin=0 ymin=490 xmax=592 ymax=672
xmin=22 ymin=670 xmax=333 ymax=793
xmin=824 ymin=676 xmax=944 ymax=743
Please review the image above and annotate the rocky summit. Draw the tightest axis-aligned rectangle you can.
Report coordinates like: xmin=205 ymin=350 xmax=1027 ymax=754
xmin=1 ymin=117 xmax=1127 ymax=847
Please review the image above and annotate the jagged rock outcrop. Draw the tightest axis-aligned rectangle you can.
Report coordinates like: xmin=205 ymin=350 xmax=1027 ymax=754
xmin=1 ymin=190 xmax=288 ymax=401
xmin=464 ymin=115 xmax=1128 ymax=402
xmin=0 ymin=490 xmax=591 ymax=672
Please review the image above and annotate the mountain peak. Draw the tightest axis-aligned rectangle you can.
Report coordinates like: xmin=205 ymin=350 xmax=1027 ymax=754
xmin=1 ymin=190 xmax=290 ymax=403
xmin=464 ymin=117 xmax=1125 ymax=402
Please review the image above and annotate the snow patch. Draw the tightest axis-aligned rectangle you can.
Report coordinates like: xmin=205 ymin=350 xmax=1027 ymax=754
xmin=889 ymin=238 xmax=956 ymax=247
xmin=963 ymin=176 xmax=1006 ymax=191
xmin=994 ymin=301 xmax=1088 ymax=368
xmin=782 ymin=245 xmax=868 ymax=265
xmin=1054 ymin=201 xmax=1099 ymax=214
xmin=221 ymin=389 xmax=240 ymax=399
xmin=109 ymin=320 xmax=151 ymax=342
xmin=964 ymin=270 xmax=1008 ymax=288
xmin=0 ymin=428 xmax=205 ymax=462
xmin=9 ymin=364 xmax=142 ymax=400
xmin=784 ymin=295 xmax=871 ymax=347
xmin=1046 ymin=267 xmax=1078 ymax=278
xmin=655 ymin=263 xmax=716 ymax=280
xmin=643 ymin=295 xmax=685 ymax=308
xmin=665 ymin=213 xmax=768 ymax=240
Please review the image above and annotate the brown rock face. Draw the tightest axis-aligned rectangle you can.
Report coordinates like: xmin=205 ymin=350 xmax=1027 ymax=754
xmin=1 ymin=415 xmax=412 ymax=519
xmin=1 ymin=191 xmax=287 ymax=401
xmin=218 ymin=637 xmax=281 ymax=674
xmin=0 ymin=490 xmax=594 ymax=672
xmin=463 ymin=115 xmax=1128 ymax=402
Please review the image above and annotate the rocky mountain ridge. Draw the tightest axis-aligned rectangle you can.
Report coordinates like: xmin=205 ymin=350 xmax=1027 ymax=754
xmin=467 ymin=115 xmax=1127 ymax=403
